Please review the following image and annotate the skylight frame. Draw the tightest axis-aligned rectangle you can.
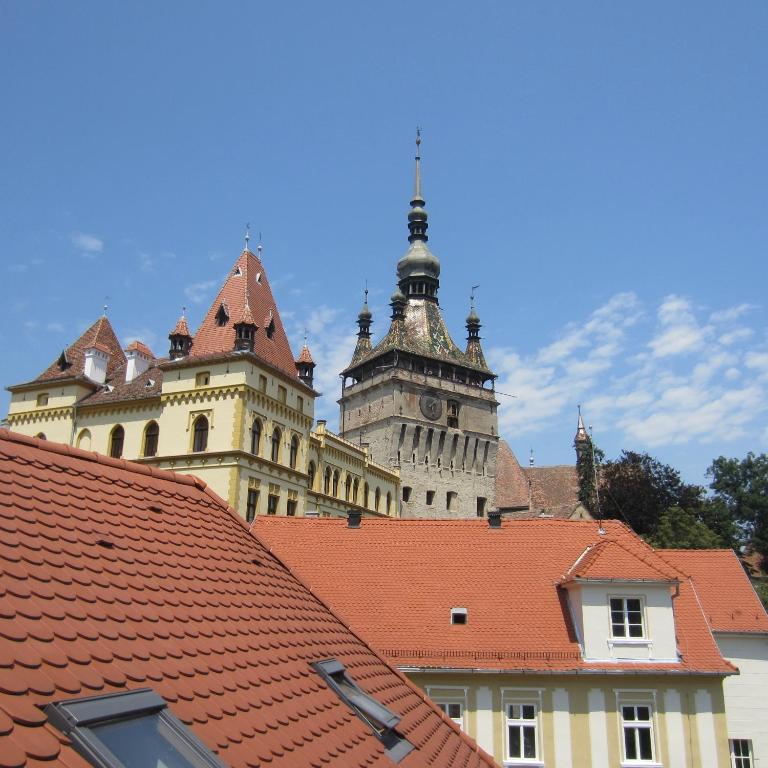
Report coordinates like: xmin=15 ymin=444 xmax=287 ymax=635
xmin=45 ymin=688 xmax=225 ymax=768
xmin=311 ymin=658 xmax=414 ymax=763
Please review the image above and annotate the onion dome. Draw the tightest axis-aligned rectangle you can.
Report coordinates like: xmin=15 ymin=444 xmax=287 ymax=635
xmin=390 ymin=287 xmax=406 ymax=319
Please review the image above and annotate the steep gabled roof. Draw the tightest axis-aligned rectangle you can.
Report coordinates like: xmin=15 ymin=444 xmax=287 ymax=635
xmin=32 ymin=315 xmax=126 ymax=384
xmin=125 ymin=339 xmax=155 ymax=358
xmin=254 ymin=517 xmax=733 ymax=675
xmin=0 ymin=430 xmax=495 ymax=768
xmin=659 ymin=549 xmax=768 ymax=634
xmin=190 ymin=250 xmax=297 ymax=379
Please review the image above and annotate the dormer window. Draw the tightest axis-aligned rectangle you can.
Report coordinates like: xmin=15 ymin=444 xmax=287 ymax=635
xmin=266 ymin=317 xmax=275 ymax=339
xmin=610 ymin=597 xmax=645 ymax=639
xmin=214 ymin=303 xmax=229 ymax=327
xmin=450 ymin=607 xmax=467 ymax=625
xmin=57 ymin=349 xmax=71 ymax=371
xmin=232 ymin=265 xmax=242 ymax=276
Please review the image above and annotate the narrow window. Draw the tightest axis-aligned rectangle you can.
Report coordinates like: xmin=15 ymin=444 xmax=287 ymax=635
xmin=246 ymin=489 xmax=259 ymax=523
xmin=345 ymin=474 xmax=352 ymax=501
xmin=426 ymin=490 xmax=435 ymax=506
xmin=286 ymin=499 xmax=297 ymax=516
xmin=446 ymin=491 xmax=457 ymax=511
xmin=446 ymin=399 xmax=459 ymax=428
xmin=476 ymin=497 xmax=486 ymax=517
xmin=143 ymin=421 xmax=159 ymax=457
xmin=386 ymin=492 xmax=392 ymax=515
xmin=250 ymin=418 xmax=262 ymax=455
xmin=215 ymin=303 xmax=228 ymax=326
xmin=324 ymin=467 xmax=332 ymax=495
xmin=506 ymin=703 xmax=538 ymax=761
xmin=364 ymin=483 xmax=369 ymax=508
xmin=259 ymin=374 xmax=267 ymax=392
xmin=332 ymin=470 xmax=340 ymax=497
xmin=277 ymin=385 xmax=287 ymax=404
xmin=621 ymin=705 xmax=655 ymax=762
xmin=731 ymin=739 xmax=754 ymax=768
xmin=109 ymin=425 xmax=125 ymax=459
xmin=610 ymin=597 xmax=644 ymax=638
xmin=266 ymin=318 xmax=276 ymax=339
xmin=267 ymin=494 xmax=278 ymax=515
xmin=36 ymin=393 xmax=49 ymax=407
xmin=402 ymin=486 xmax=412 ymax=502
xmin=195 ymin=371 xmax=210 ymax=387
xmin=307 ymin=461 xmax=316 ymax=490
xmin=297 ymin=395 xmax=304 ymax=413
xmin=193 ymin=416 xmax=208 ymax=452
xmin=76 ymin=429 xmax=91 ymax=450
xmin=374 ymin=487 xmax=380 ymax=512
xmin=353 ymin=478 xmax=359 ymax=504
xmin=289 ymin=435 xmax=299 ymax=469
xmin=271 ymin=427 xmax=281 ymax=463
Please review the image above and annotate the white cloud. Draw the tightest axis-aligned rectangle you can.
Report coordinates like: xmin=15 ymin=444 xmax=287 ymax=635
xmin=709 ymin=303 xmax=756 ymax=324
xmin=184 ymin=279 xmax=219 ymax=304
xmin=139 ymin=253 xmax=156 ymax=273
xmin=648 ymin=294 xmax=710 ymax=358
xmin=45 ymin=322 xmax=64 ymax=333
xmin=71 ymin=232 xmax=104 ymax=256
xmin=719 ymin=327 xmax=753 ymax=346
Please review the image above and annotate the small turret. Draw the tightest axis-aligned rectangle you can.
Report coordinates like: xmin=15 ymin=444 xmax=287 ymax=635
xmin=390 ymin=288 xmax=406 ymax=320
xmin=169 ymin=311 xmax=192 ymax=360
xmin=233 ymin=301 xmax=258 ymax=352
xmin=464 ymin=289 xmax=488 ymax=369
xmin=357 ymin=289 xmax=373 ymax=339
xmin=296 ymin=338 xmax=315 ymax=388
xmin=574 ymin=406 xmax=589 ymax=462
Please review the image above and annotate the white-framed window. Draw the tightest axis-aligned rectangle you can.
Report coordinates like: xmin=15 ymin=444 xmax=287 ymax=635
xmin=436 ymin=701 xmax=463 ymax=728
xmin=610 ymin=596 xmax=645 ymax=639
xmin=426 ymin=687 xmax=467 ymax=733
xmin=730 ymin=739 xmax=753 ymax=768
xmin=501 ymin=689 xmax=543 ymax=766
xmin=614 ymin=691 xmax=659 ymax=766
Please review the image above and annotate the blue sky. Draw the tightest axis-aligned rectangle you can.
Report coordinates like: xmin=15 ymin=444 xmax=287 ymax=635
xmin=1 ymin=1 xmax=766 ymax=484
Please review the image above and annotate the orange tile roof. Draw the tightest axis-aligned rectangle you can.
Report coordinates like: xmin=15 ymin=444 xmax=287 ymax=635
xmin=297 ymin=343 xmax=315 ymax=364
xmin=494 ymin=440 xmax=530 ymax=509
xmin=124 ymin=340 xmax=155 ymax=359
xmin=170 ymin=314 xmax=191 ymax=337
xmin=659 ymin=549 xmax=768 ymax=634
xmin=254 ymin=517 xmax=733 ymax=675
xmin=0 ymin=430 xmax=496 ymax=768
xmin=561 ymin=538 xmax=681 ymax=583
xmin=190 ymin=250 xmax=298 ymax=379
xmin=33 ymin=316 xmax=126 ymax=384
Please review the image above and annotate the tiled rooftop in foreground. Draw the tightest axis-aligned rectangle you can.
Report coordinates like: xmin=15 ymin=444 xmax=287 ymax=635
xmin=0 ymin=430 xmax=496 ymax=768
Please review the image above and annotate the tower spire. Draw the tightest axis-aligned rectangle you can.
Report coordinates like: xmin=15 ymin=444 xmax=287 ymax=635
xmin=407 ymin=128 xmax=428 ymax=244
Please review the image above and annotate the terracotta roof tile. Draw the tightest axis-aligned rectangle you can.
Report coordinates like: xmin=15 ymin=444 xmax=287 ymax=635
xmin=0 ymin=429 xmax=496 ymax=768
xmin=78 ymin=362 xmax=163 ymax=406
xmin=659 ymin=549 xmax=768 ymax=633
xmin=170 ymin=315 xmax=191 ymax=337
xmin=297 ymin=344 xmax=314 ymax=364
xmin=191 ymin=251 xmax=298 ymax=379
xmin=561 ymin=538 xmax=681 ymax=582
xmin=124 ymin=340 xmax=155 ymax=359
xmin=33 ymin=317 xmax=126 ymax=385
xmin=494 ymin=440 xmax=529 ymax=509
xmin=254 ymin=517 xmax=733 ymax=676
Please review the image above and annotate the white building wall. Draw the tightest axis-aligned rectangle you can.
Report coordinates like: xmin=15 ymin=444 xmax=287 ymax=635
xmin=695 ymin=688 xmax=719 ymax=768
xmin=716 ymin=632 xmax=768 ymax=766
xmin=552 ymin=687 xmax=573 ymax=768
xmin=587 ymin=688 xmax=609 ymax=768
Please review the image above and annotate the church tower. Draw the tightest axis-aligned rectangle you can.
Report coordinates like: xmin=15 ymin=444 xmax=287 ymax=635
xmin=338 ymin=133 xmax=499 ymax=518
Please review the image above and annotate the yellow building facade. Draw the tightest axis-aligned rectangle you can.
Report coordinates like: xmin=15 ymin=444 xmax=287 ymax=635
xmin=6 ymin=245 xmax=398 ymax=521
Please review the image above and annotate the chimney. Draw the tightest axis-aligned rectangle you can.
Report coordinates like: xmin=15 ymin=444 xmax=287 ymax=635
xmin=124 ymin=342 xmax=153 ymax=383
xmin=488 ymin=510 xmax=502 ymax=528
xmin=347 ymin=509 xmax=362 ymax=528
xmin=83 ymin=344 xmax=111 ymax=385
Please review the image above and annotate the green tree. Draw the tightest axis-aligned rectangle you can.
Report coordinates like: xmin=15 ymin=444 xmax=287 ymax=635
xmin=707 ymin=452 xmax=768 ymax=563
xmin=600 ymin=451 xmax=705 ymax=536
xmin=646 ymin=506 xmax=724 ymax=549
xmin=575 ymin=433 xmax=604 ymax=515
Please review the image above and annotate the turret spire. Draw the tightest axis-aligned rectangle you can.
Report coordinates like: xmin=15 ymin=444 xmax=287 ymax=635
xmin=407 ymin=128 xmax=428 ymax=244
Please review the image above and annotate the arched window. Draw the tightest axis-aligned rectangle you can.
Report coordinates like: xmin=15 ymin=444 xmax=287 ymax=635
xmin=345 ymin=474 xmax=352 ymax=501
xmin=76 ymin=429 xmax=91 ymax=450
xmin=386 ymin=492 xmax=392 ymax=515
xmin=308 ymin=461 xmax=316 ymax=490
xmin=363 ymin=482 xmax=369 ymax=509
xmin=143 ymin=421 xmax=159 ymax=457
xmin=271 ymin=427 xmax=281 ymax=463
xmin=250 ymin=418 xmax=262 ymax=455
xmin=324 ymin=467 xmax=332 ymax=495
xmin=35 ymin=432 xmax=47 ymax=440
xmin=353 ymin=478 xmax=359 ymax=504
xmin=193 ymin=416 xmax=208 ymax=452
xmin=109 ymin=425 xmax=125 ymax=458
xmin=375 ymin=487 xmax=381 ymax=512
xmin=332 ymin=470 xmax=339 ymax=497
xmin=289 ymin=435 xmax=299 ymax=469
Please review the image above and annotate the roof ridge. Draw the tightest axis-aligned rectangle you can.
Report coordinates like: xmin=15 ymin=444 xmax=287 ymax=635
xmin=0 ymin=429 xmax=204 ymax=490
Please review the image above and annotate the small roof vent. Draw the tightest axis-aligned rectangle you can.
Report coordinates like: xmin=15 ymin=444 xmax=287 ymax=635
xmin=488 ymin=510 xmax=502 ymax=528
xmin=450 ymin=607 xmax=467 ymax=625
xmin=347 ymin=509 xmax=362 ymax=528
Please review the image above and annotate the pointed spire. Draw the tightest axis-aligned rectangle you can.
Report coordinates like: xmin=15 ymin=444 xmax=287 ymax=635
xmin=296 ymin=331 xmax=316 ymax=388
xmin=169 ymin=307 xmax=192 ymax=359
xmin=357 ymin=286 xmax=373 ymax=337
xmin=413 ymin=127 xmax=423 ymax=203
xmin=407 ymin=128 xmax=429 ymax=244
xmin=575 ymin=404 xmax=589 ymax=444
xmin=244 ymin=222 xmax=251 ymax=253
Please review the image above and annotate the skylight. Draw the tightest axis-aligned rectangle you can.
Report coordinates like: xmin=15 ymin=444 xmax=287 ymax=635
xmin=46 ymin=689 xmax=225 ymax=768
xmin=311 ymin=659 xmax=413 ymax=763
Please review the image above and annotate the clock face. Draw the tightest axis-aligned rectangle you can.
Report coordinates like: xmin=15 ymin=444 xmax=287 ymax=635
xmin=419 ymin=393 xmax=443 ymax=421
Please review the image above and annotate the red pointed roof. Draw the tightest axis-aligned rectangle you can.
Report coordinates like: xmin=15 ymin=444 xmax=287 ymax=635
xmin=33 ymin=315 xmax=126 ymax=383
xmin=0 ymin=429 xmax=496 ymax=768
xmin=124 ymin=340 xmax=155 ymax=358
xmin=297 ymin=343 xmax=315 ymax=364
xmin=238 ymin=301 xmax=256 ymax=326
xmin=254 ymin=517 xmax=734 ymax=675
xmin=170 ymin=314 xmax=191 ymax=336
xmin=190 ymin=250 xmax=297 ymax=378
xmin=659 ymin=549 xmax=768 ymax=634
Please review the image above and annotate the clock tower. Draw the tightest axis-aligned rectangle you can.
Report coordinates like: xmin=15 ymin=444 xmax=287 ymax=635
xmin=339 ymin=134 xmax=499 ymax=519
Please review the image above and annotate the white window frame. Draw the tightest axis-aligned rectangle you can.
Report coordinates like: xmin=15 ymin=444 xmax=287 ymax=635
xmin=614 ymin=690 xmax=661 ymax=768
xmin=609 ymin=595 xmax=647 ymax=640
xmin=501 ymin=688 xmax=543 ymax=768
xmin=730 ymin=739 xmax=753 ymax=768
xmin=426 ymin=686 xmax=467 ymax=732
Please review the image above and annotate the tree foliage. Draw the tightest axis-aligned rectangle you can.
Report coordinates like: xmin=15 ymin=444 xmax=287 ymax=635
xmin=575 ymin=434 xmax=604 ymax=515
xmin=646 ymin=506 xmax=724 ymax=549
